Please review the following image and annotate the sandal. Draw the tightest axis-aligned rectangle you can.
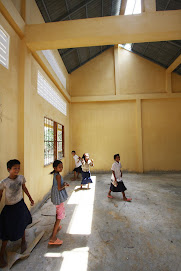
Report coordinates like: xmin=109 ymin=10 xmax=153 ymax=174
xmin=107 ymin=195 xmax=113 ymax=199
xmin=123 ymin=198 xmax=132 ymax=202
xmin=48 ymin=238 xmax=63 ymax=245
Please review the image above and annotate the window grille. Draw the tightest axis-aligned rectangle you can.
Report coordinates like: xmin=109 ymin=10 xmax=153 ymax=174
xmin=0 ymin=26 xmax=9 ymax=69
xmin=42 ymin=50 xmax=66 ymax=89
xmin=38 ymin=71 xmax=67 ymax=116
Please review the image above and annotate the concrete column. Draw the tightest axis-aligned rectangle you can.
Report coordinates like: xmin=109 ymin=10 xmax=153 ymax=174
xmin=136 ymin=99 xmax=143 ymax=173
xmin=166 ymin=72 xmax=172 ymax=93
xmin=18 ymin=40 xmax=31 ymax=174
xmin=114 ymin=45 xmax=119 ymax=95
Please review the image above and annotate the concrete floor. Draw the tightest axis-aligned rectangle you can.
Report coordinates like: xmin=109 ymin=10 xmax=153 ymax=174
xmin=8 ymin=173 xmax=181 ymax=271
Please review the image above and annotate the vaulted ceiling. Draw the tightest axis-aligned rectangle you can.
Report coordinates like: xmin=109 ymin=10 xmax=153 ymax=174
xmin=35 ymin=0 xmax=181 ymax=74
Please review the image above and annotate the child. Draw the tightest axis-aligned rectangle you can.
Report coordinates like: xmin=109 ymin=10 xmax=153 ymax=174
xmin=49 ymin=160 xmax=69 ymax=245
xmin=81 ymin=153 xmax=94 ymax=189
xmin=0 ymin=159 xmax=34 ymax=268
xmin=71 ymin=151 xmax=82 ymax=180
xmin=107 ymin=154 xmax=132 ymax=202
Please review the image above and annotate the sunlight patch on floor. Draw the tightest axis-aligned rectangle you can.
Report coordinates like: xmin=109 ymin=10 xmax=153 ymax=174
xmin=66 ymin=176 xmax=96 ymax=235
xmin=60 ymin=247 xmax=89 ymax=271
xmin=44 ymin=247 xmax=89 ymax=271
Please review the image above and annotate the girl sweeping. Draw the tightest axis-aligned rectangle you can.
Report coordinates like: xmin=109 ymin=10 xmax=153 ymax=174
xmin=107 ymin=154 xmax=132 ymax=202
xmin=49 ymin=160 xmax=69 ymax=246
xmin=81 ymin=153 xmax=94 ymax=189
xmin=0 ymin=159 xmax=34 ymax=268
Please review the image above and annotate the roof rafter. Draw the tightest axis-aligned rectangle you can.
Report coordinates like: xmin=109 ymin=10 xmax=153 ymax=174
xmin=166 ymin=54 xmax=181 ymax=73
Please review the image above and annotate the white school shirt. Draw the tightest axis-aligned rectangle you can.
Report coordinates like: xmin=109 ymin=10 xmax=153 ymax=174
xmin=111 ymin=162 xmax=122 ymax=182
xmin=73 ymin=154 xmax=82 ymax=168
xmin=82 ymin=160 xmax=93 ymax=172
xmin=0 ymin=175 xmax=26 ymax=205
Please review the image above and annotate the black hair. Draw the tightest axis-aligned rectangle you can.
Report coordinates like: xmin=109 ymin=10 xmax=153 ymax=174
xmin=72 ymin=151 xmax=76 ymax=153
xmin=82 ymin=153 xmax=89 ymax=160
xmin=50 ymin=160 xmax=63 ymax=174
xmin=114 ymin=154 xmax=120 ymax=160
xmin=7 ymin=159 xmax=20 ymax=169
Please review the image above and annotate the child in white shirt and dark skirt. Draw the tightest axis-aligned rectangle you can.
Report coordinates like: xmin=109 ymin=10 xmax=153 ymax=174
xmin=81 ymin=153 xmax=94 ymax=189
xmin=108 ymin=154 xmax=132 ymax=202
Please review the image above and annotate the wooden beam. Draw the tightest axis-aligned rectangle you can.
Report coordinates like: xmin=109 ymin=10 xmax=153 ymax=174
xmin=71 ymin=93 xmax=181 ymax=103
xmin=32 ymin=52 xmax=71 ymax=103
xmin=25 ymin=10 xmax=181 ymax=51
xmin=114 ymin=45 xmax=119 ymax=95
xmin=166 ymin=54 xmax=181 ymax=73
xmin=0 ymin=0 xmax=25 ymax=38
xmin=136 ymin=99 xmax=143 ymax=173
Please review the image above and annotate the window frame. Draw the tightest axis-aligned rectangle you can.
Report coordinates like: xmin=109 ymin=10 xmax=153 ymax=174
xmin=44 ymin=117 xmax=64 ymax=166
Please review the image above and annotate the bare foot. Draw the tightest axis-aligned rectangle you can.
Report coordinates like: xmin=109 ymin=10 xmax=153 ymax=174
xmin=0 ymin=254 xmax=7 ymax=268
xmin=21 ymin=241 xmax=27 ymax=254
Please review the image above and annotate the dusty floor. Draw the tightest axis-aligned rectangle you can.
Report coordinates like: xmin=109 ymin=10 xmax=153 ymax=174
xmin=4 ymin=173 xmax=181 ymax=271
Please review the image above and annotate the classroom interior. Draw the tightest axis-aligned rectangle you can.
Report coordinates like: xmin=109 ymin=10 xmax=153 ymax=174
xmin=0 ymin=0 xmax=181 ymax=270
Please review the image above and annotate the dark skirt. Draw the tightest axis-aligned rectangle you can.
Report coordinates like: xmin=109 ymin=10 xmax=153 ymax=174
xmin=81 ymin=171 xmax=93 ymax=184
xmin=73 ymin=165 xmax=82 ymax=173
xmin=110 ymin=181 xmax=127 ymax=192
xmin=0 ymin=199 xmax=32 ymax=241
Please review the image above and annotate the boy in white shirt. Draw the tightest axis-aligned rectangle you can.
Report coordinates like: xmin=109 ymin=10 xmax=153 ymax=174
xmin=107 ymin=154 xmax=132 ymax=201
xmin=71 ymin=151 xmax=82 ymax=180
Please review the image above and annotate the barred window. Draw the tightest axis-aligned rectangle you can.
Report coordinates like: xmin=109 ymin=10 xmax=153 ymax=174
xmin=38 ymin=71 xmax=67 ymax=116
xmin=42 ymin=50 xmax=66 ymax=89
xmin=0 ymin=25 xmax=9 ymax=69
xmin=44 ymin=117 xmax=64 ymax=166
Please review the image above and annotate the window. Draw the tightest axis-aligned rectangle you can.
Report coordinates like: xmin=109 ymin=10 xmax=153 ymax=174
xmin=42 ymin=50 xmax=66 ymax=89
xmin=38 ymin=71 xmax=67 ymax=116
xmin=119 ymin=0 xmax=141 ymax=51
xmin=125 ymin=0 xmax=141 ymax=15
xmin=44 ymin=117 xmax=64 ymax=166
xmin=0 ymin=25 xmax=9 ymax=69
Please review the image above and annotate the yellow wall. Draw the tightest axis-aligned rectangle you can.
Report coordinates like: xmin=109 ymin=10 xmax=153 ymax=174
xmin=71 ymin=101 xmax=138 ymax=171
xmin=23 ymin=56 xmax=70 ymax=207
xmin=172 ymin=73 xmax=181 ymax=93
xmin=11 ymin=0 xmax=21 ymax=14
xmin=70 ymin=48 xmax=115 ymax=96
xmin=142 ymin=99 xmax=181 ymax=171
xmin=0 ymin=1 xmax=70 ymax=210
xmin=118 ymin=48 xmax=166 ymax=94
xmin=70 ymin=47 xmax=181 ymax=172
xmin=1 ymin=0 xmax=181 ymax=214
xmin=0 ymin=13 xmax=20 ymax=182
